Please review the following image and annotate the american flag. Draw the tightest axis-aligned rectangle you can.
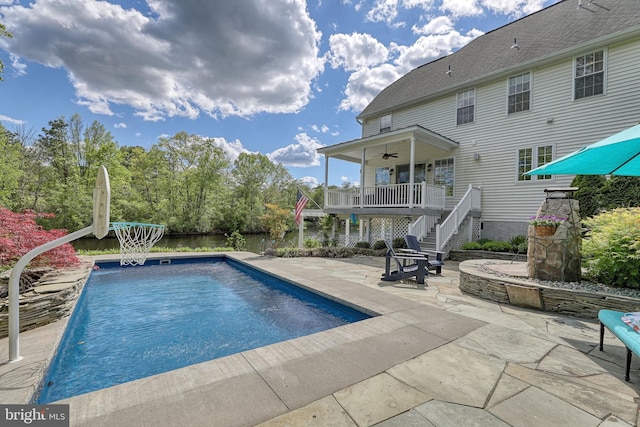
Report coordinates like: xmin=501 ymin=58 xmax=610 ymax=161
xmin=295 ymin=190 xmax=309 ymax=225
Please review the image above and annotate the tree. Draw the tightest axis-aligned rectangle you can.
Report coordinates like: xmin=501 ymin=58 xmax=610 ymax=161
xmin=0 ymin=24 xmax=12 ymax=81
xmin=0 ymin=124 xmax=23 ymax=209
xmin=261 ymin=203 xmax=290 ymax=248
xmin=0 ymin=207 xmax=79 ymax=270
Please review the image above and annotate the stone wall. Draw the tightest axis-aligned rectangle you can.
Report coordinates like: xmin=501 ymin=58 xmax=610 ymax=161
xmin=450 ymin=250 xmax=527 ymax=262
xmin=460 ymin=260 xmax=639 ymax=319
xmin=527 ymin=197 xmax=582 ymax=282
xmin=0 ymin=262 xmax=92 ymax=338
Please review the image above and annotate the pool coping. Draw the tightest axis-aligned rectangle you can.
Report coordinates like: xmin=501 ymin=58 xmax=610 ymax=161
xmin=0 ymin=252 xmax=486 ymax=426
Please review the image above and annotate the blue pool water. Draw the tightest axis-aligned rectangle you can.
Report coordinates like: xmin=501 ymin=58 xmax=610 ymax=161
xmin=36 ymin=257 xmax=369 ymax=403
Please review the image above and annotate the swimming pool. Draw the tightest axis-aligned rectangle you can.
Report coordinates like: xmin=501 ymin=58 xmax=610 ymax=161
xmin=36 ymin=257 xmax=370 ymax=403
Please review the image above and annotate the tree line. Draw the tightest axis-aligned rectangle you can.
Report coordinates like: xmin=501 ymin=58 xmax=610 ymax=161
xmin=0 ymin=114 xmax=326 ymax=235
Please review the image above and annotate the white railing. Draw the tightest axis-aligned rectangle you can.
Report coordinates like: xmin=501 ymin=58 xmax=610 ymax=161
xmin=325 ymin=183 xmax=446 ymax=209
xmin=436 ymin=185 xmax=481 ymax=251
xmin=408 ymin=214 xmax=440 ymax=241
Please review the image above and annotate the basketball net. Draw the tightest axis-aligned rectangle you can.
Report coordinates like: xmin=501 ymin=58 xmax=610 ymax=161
xmin=111 ymin=222 xmax=165 ymax=266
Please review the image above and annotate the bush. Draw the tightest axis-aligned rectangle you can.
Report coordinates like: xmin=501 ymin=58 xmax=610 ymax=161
xmin=225 ymin=230 xmax=246 ymax=251
xmin=582 ymin=207 xmax=640 ymax=288
xmin=303 ymin=238 xmax=322 ymax=248
xmin=509 ymin=235 xmax=527 ymax=253
xmin=481 ymin=241 xmax=513 ymax=252
xmin=476 ymin=238 xmax=491 ymax=245
xmin=354 ymin=241 xmax=371 ymax=249
xmin=372 ymin=240 xmax=387 ymax=250
xmin=392 ymin=237 xmax=406 ymax=249
xmin=461 ymin=242 xmax=483 ymax=250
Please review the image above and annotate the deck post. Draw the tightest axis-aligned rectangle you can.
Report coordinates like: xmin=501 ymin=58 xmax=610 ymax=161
xmin=409 ymin=137 xmax=415 ymax=208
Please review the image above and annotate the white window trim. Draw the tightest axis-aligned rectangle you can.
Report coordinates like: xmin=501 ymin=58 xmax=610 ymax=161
xmin=380 ymin=114 xmax=392 ymax=133
xmin=572 ymin=47 xmax=607 ymax=101
xmin=515 ymin=144 xmax=556 ymax=183
xmin=433 ymin=157 xmax=455 ymax=197
xmin=456 ymin=88 xmax=475 ymax=125
xmin=506 ymin=70 xmax=533 ymax=115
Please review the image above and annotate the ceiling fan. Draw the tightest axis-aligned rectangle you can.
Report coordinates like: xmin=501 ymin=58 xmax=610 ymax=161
xmin=380 ymin=145 xmax=398 ymax=160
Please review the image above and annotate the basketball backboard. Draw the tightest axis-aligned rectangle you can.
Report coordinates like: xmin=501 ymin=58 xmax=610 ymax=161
xmin=92 ymin=165 xmax=111 ymax=239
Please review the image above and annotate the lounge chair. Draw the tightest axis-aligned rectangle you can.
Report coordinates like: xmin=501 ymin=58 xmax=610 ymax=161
xmin=404 ymin=234 xmax=445 ymax=275
xmin=381 ymin=240 xmax=428 ymax=285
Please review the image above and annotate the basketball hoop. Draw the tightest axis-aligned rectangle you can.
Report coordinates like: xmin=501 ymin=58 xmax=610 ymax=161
xmin=111 ymin=222 xmax=165 ymax=266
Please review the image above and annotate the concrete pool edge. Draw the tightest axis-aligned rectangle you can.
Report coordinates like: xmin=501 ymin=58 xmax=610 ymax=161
xmin=1 ymin=252 xmax=487 ymax=426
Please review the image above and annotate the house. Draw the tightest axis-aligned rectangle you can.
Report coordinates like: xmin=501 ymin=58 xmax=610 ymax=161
xmin=317 ymin=0 xmax=640 ymax=253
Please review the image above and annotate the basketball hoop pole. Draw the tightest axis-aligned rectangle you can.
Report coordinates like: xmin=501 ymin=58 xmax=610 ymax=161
xmin=8 ymin=166 xmax=110 ymax=363
xmin=8 ymin=226 xmax=94 ymax=362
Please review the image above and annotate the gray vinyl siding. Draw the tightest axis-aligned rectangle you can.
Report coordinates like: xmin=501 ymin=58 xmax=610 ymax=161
xmin=360 ymin=35 xmax=640 ymax=223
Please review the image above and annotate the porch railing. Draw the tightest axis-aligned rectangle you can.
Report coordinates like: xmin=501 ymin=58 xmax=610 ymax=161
xmin=436 ymin=185 xmax=481 ymax=251
xmin=325 ymin=182 xmax=446 ymax=209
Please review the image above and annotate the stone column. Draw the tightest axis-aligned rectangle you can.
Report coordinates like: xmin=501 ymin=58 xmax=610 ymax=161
xmin=527 ymin=197 xmax=581 ymax=282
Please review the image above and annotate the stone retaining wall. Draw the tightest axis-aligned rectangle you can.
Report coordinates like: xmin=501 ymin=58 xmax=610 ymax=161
xmin=459 ymin=260 xmax=640 ymax=319
xmin=449 ymin=250 xmax=527 ymax=262
xmin=0 ymin=262 xmax=93 ymax=338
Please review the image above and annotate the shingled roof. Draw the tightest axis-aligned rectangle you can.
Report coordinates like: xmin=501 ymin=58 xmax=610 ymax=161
xmin=358 ymin=0 xmax=640 ymax=120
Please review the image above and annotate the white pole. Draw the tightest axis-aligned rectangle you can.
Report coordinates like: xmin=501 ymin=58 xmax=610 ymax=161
xmin=8 ymin=225 xmax=94 ymax=362
xmin=298 ymin=215 xmax=304 ymax=248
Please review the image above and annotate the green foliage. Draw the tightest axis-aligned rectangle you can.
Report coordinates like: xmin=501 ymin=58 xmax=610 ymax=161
xmin=509 ymin=235 xmax=527 ymax=253
xmin=582 ymin=207 xmax=640 ymax=288
xmin=303 ymin=238 xmax=322 ymax=248
xmin=261 ymin=203 xmax=290 ymax=248
xmin=392 ymin=237 xmax=406 ymax=249
xmin=372 ymin=240 xmax=387 ymax=250
xmin=225 ymin=230 xmax=246 ymax=251
xmin=354 ymin=241 xmax=371 ymax=249
xmin=481 ymin=241 xmax=513 ymax=252
xmin=476 ymin=238 xmax=491 ymax=245
xmin=572 ymin=175 xmax=640 ymax=219
xmin=0 ymin=23 xmax=12 ymax=81
xmin=461 ymin=242 xmax=483 ymax=250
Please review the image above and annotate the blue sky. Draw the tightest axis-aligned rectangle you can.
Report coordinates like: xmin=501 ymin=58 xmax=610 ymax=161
xmin=0 ymin=0 xmax=559 ymax=187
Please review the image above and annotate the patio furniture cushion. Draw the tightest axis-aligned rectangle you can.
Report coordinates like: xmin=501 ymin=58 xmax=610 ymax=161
xmin=598 ymin=309 xmax=640 ymax=381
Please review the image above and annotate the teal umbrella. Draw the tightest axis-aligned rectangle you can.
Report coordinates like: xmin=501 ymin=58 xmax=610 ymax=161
xmin=526 ymin=124 xmax=640 ymax=176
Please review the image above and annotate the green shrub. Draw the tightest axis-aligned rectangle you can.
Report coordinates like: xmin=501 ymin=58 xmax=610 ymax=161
xmin=372 ymin=240 xmax=387 ymax=250
xmin=509 ymin=235 xmax=527 ymax=253
xmin=392 ymin=237 xmax=406 ymax=249
xmin=225 ymin=230 xmax=246 ymax=251
xmin=582 ymin=207 xmax=640 ymax=288
xmin=354 ymin=241 xmax=371 ymax=249
xmin=461 ymin=242 xmax=483 ymax=250
xmin=476 ymin=237 xmax=491 ymax=245
xmin=481 ymin=241 xmax=513 ymax=252
xmin=303 ymin=238 xmax=322 ymax=248
xmin=517 ymin=242 xmax=528 ymax=254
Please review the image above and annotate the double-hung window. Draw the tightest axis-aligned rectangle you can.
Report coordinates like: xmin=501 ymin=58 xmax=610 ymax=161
xmin=575 ymin=50 xmax=605 ymax=100
xmin=518 ymin=145 xmax=553 ymax=181
xmin=508 ymin=72 xmax=530 ymax=114
xmin=456 ymin=89 xmax=475 ymax=125
xmin=379 ymin=114 xmax=392 ymax=133
xmin=434 ymin=158 xmax=454 ymax=196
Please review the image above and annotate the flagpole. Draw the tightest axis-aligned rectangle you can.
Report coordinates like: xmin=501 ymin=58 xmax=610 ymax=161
xmin=298 ymin=187 xmax=323 ymax=210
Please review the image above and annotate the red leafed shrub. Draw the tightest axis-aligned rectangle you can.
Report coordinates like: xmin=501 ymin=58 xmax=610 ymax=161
xmin=0 ymin=207 xmax=80 ymax=269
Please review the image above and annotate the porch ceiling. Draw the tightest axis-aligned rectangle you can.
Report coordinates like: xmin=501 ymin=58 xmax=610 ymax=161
xmin=317 ymin=125 xmax=459 ymax=163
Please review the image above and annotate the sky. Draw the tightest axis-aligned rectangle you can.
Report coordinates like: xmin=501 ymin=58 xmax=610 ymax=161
xmin=0 ymin=0 xmax=560 ymax=188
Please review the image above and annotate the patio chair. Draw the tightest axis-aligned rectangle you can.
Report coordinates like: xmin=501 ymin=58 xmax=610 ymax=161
xmin=381 ymin=240 xmax=428 ymax=285
xmin=404 ymin=234 xmax=445 ymax=275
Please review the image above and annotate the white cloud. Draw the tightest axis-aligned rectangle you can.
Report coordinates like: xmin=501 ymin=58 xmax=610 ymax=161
xmin=267 ymin=133 xmax=324 ymax=167
xmin=114 ymin=122 xmax=127 ymax=129
xmin=339 ymin=64 xmax=402 ymax=112
xmin=9 ymin=53 xmax=26 ymax=76
xmin=440 ymin=0 xmax=483 ymax=17
xmin=366 ymin=0 xmax=400 ymax=25
xmin=481 ymin=0 xmax=550 ymax=17
xmin=300 ymin=176 xmax=320 ymax=187
xmin=210 ymin=137 xmax=252 ymax=163
xmin=412 ymin=15 xmax=454 ymax=35
xmin=0 ymin=0 xmax=324 ymax=120
xmin=0 ymin=114 xmax=24 ymax=125
xmin=327 ymin=33 xmax=389 ymax=71
xmin=311 ymin=124 xmax=330 ymax=133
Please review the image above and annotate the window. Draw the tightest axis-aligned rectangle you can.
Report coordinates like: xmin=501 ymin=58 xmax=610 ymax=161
xmin=396 ymin=163 xmax=426 ymax=184
xmin=434 ymin=158 xmax=454 ymax=196
xmin=380 ymin=114 xmax=391 ymax=132
xmin=518 ymin=145 xmax=553 ymax=181
xmin=575 ymin=50 xmax=604 ymax=100
xmin=508 ymin=72 xmax=530 ymax=114
xmin=456 ymin=89 xmax=475 ymax=125
xmin=375 ymin=167 xmax=390 ymax=186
